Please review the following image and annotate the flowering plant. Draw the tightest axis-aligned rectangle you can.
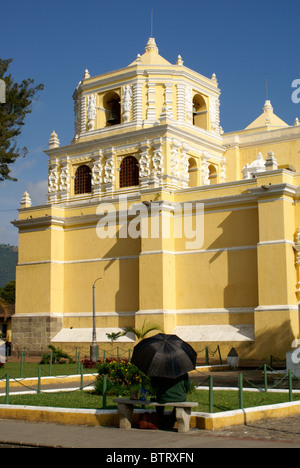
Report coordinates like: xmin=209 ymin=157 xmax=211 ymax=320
xmin=94 ymin=358 xmax=152 ymax=396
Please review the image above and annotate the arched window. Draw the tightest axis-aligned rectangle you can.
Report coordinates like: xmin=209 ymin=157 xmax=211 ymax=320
xmin=119 ymin=156 xmax=139 ymax=188
xmin=188 ymin=157 xmax=197 ymax=188
xmin=208 ymin=164 xmax=217 ymax=184
xmin=74 ymin=165 xmax=92 ymax=194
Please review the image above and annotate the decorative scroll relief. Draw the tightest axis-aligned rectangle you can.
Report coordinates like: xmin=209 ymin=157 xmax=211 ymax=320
xmin=92 ymin=160 xmax=103 ymax=186
xmin=104 ymin=159 xmax=115 ymax=184
xmin=74 ymin=96 xmax=81 ymax=139
xmin=122 ymin=85 xmax=132 ymax=123
xmin=181 ymin=149 xmax=189 ymax=182
xmin=152 ymin=147 xmax=163 ymax=178
xmin=185 ymin=86 xmax=193 ymax=124
xmin=171 ymin=146 xmax=180 ymax=177
xmin=87 ymin=94 xmax=97 ymax=131
xmin=48 ymin=166 xmax=59 ymax=193
xmin=139 ymin=148 xmax=150 ymax=178
xmin=60 ymin=165 xmax=70 ymax=191
xmin=209 ymin=97 xmax=220 ymax=133
xmin=201 ymin=158 xmax=210 ymax=186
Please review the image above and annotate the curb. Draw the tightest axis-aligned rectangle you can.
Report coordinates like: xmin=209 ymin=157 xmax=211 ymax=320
xmin=1 ymin=400 xmax=300 ymax=431
xmin=193 ymin=400 xmax=300 ymax=431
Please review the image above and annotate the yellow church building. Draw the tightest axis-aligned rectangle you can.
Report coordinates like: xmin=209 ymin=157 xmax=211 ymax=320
xmin=12 ymin=38 xmax=300 ymax=360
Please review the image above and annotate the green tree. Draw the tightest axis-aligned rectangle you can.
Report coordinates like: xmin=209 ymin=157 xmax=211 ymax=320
xmin=0 ymin=58 xmax=44 ymax=182
xmin=0 ymin=280 xmax=15 ymax=304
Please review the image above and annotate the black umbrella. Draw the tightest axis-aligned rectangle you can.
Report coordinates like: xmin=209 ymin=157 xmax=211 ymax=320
xmin=131 ymin=333 xmax=197 ymax=379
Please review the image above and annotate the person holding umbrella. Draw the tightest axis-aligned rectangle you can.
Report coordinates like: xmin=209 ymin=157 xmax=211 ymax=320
xmin=150 ymin=373 xmax=192 ymax=429
xmin=131 ymin=333 xmax=197 ymax=430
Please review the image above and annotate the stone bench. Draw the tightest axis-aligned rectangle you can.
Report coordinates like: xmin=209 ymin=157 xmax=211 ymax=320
xmin=113 ymin=398 xmax=198 ymax=433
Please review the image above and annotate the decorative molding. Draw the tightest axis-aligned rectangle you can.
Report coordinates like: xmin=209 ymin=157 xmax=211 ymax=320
xmin=201 ymin=156 xmax=210 ymax=186
xmin=86 ymin=94 xmax=97 ymax=131
xmin=176 ymin=83 xmax=186 ymax=122
xmin=48 ymin=165 xmax=59 ymax=193
xmin=132 ymin=82 xmax=143 ymax=124
xmin=121 ymin=85 xmax=132 ymax=123
xmin=59 ymin=164 xmax=70 ymax=192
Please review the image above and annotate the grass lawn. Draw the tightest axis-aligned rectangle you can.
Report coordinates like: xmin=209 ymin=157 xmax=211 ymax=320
xmin=1 ymin=388 xmax=299 ymax=413
xmin=0 ymin=362 xmax=96 ymax=380
xmin=1 ymin=362 xmax=299 ymax=413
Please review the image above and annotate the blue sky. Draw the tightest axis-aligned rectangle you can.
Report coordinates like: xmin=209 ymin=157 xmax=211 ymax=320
xmin=0 ymin=0 xmax=299 ymax=246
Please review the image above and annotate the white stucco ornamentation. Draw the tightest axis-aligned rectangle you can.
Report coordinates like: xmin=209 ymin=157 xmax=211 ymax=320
xmin=209 ymin=97 xmax=220 ymax=133
xmin=60 ymin=165 xmax=70 ymax=191
xmin=92 ymin=160 xmax=102 ymax=186
xmin=152 ymin=146 xmax=163 ymax=178
xmin=201 ymin=158 xmax=210 ymax=186
xmin=181 ymin=149 xmax=189 ymax=184
xmin=139 ymin=148 xmax=150 ymax=178
xmin=122 ymin=85 xmax=132 ymax=123
xmin=104 ymin=159 xmax=115 ymax=184
xmin=87 ymin=94 xmax=97 ymax=131
xmin=171 ymin=146 xmax=180 ymax=177
xmin=48 ymin=166 xmax=59 ymax=193
xmin=242 ymin=152 xmax=266 ymax=180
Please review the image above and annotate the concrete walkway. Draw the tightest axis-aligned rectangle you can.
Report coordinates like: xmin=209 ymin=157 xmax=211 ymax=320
xmin=0 ymin=417 xmax=300 ymax=448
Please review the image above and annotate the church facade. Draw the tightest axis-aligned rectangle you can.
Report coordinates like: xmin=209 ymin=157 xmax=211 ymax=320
xmin=12 ymin=38 xmax=300 ymax=360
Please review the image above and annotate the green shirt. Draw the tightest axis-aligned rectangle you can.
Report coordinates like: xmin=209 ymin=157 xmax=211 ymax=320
xmin=151 ymin=374 xmax=191 ymax=404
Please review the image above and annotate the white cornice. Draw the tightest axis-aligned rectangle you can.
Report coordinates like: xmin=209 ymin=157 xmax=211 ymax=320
xmin=77 ymin=64 xmax=219 ymax=96
xmin=45 ymin=122 xmax=225 ymax=159
xmin=223 ymin=125 xmax=300 ymax=149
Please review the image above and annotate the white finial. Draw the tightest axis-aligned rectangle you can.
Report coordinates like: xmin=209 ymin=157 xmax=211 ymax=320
xmin=176 ymin=55 xmax=184 ymax=66
xmin=136 ymin=54 xmax=142 ymax=63
xmin=263 ymin=100 xmax=273 ymax=112
xmin=21 ymin=191 xmax=32 ymax=208
xmin=294 ymin=118 xmax=300 ymax=126
xmin=49 ymin=130 xmax=60 ymax=149
xmin=211 ymin=73 xmax=218 ymax=83
xmin=145 ymin=37 xmax=158 ymax=54
xmin=83 ymin=69 xmax=90 ymax=79
xmin=265 ymin=151 xmax=278 ymax=171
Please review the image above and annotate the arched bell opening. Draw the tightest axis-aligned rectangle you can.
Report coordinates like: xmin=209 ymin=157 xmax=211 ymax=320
xmin=104 ymin=91 xmax=121 ymax=126
xmin=193 ymin=94 xmax=208 ymax=130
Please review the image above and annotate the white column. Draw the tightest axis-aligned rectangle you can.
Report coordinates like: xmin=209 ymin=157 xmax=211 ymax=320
xmin=133 ymin=82 xmax=143 ymax=124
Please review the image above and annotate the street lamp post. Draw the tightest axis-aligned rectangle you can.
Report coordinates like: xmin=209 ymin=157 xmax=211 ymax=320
xmin=90 ymin=277 xmax=102 ymax=362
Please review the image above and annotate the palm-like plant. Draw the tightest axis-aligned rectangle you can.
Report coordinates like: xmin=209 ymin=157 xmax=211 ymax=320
xmin=122 ymin=320 xmax=163 ymax=341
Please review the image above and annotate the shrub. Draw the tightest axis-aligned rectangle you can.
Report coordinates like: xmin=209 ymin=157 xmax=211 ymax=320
xmin=40 ymin=345 xmax=75 ymax=365
xmin=94 ymin=358 xmax=153 ymax=397
xmin=81 ymin=358 xmax=98 ymax=369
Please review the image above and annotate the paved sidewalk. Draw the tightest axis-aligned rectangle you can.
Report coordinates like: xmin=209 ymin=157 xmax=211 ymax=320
xmin=0 ymin=417 xmax=300 ymax=448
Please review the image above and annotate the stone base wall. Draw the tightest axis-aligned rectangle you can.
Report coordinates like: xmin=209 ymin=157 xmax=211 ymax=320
xmin=11 ymin=314 xmax=63 ymax=356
